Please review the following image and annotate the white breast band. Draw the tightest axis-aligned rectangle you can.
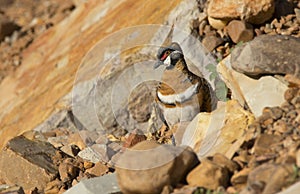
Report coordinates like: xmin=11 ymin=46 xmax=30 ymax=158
xmin=157 ymin=82 xmax=199 ymax=104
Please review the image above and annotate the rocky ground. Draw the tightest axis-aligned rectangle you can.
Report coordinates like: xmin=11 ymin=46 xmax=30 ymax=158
xmin=0 ymin=0 xmax=300 ymax=194
xmin=0 ymin=0 xmax=75 ymax=83
xmin=194 ymin=0 xmax=300 ymax=60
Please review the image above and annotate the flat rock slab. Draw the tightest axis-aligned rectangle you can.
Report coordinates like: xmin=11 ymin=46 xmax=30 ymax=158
xmin=0 ymin=136 xmax=59 ymax=190
xmin=231 ymin=35 xmax=300 ymax=78
xmin=64 ymin=173 xmax=120 ymax=194
xmin=218 ymin=55 xmax=288 ymax=118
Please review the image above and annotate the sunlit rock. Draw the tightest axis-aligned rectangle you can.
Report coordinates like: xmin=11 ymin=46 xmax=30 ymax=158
xmin=180 ymin=100 xmax=254 ymax=160
xmin=217 ymin=56 xmax=288 ymax=118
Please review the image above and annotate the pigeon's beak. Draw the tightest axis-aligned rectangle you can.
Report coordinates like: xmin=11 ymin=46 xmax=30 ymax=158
xmin=153 ymin=60 xmax=163 ymax=69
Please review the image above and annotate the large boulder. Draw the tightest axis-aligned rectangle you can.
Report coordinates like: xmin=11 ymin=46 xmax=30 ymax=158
xmin=115 ymin=141 xmax=199 ymax=194
xmin=230 ymin=35 xmax=300 ymax=77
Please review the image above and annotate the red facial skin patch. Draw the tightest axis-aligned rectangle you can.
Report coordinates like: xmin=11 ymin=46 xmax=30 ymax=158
xmin=161 ymin=52 xmax=168 ymax=61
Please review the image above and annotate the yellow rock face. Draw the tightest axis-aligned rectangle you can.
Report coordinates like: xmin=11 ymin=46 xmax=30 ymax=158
xmin=181 ymin=100 xmax=255 ymax=159
xmin=0 ymin=0 xmax=184 ymax=149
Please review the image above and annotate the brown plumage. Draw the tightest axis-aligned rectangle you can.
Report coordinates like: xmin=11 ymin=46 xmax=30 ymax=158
xmin=154 ymin=42 xmax=214 ymax=128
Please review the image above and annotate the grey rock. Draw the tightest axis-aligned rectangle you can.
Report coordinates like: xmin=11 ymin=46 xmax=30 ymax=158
xmin=78 ymin=147 xmax=102 ymax=163
xmin=78 ymin=143 xmax=118 ymax=164
xmin=33 ymin=109 xmax=81 ymax=133
xmin=48 ymin=135 xmax=68 ymax=148
xmin=95 ymin=134 xmax=109 ymax=145
xmin=72 ymin=60 xmax=162 ymax=138
xmin=171 ymin=186 xmax=198 ymax=194
xmin=91 ymin=144 xmax=113 ymax=163
xmin=127 ymin=81 xmax=156 ymax=123
xmin=231 ymin=35 xmax=300 ymax=77
xmin=64 ymin=173 xmax=120 ymax=194
xmin=78 ymin=130 xmax=100 ymax=146
xmin=107 ymin=142 xmax=122 ymax=154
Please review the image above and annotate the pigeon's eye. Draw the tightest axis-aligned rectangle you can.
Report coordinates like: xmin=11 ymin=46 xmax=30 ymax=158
xmin=160 ymin=50 xmax=171 ymax=60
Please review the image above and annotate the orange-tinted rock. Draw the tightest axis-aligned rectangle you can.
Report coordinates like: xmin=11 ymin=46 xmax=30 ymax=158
xmin=122 ymin=130 xmax=147 ymax=148
xmin=0 ymin=136 xmax=58 ymax=190
xmin=231 ymin=168 xmax=251 ymax=186
xmin=187 ymin=159 xmax=229 ymax=190
xmin=58 ymin=162 xmax=80 ymax=182
xmin=207 ymin=0 xmax=275 ymax=24
xmin=85 ymin=162 xmax=109 ymax=177
xmin=44 ymin=179 xmax=64 ymax=194
xmin=83 ymin=161 xmax=94 ymax=169
xmin=202 ymin=35 xmax=224 ymax=51
xmin=226 ymin=20 xmax=254 ymax=43
xmin=253 ymin=134 xmax=281 ymax=155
